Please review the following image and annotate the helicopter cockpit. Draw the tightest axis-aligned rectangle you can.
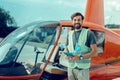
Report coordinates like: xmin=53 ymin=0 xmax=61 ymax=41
xmin=0 ymin=21 xmax=62 ymax=77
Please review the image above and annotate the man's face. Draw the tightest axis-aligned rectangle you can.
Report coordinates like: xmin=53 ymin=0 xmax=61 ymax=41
xmin=72 ymin=16 xmax=83 ymax=29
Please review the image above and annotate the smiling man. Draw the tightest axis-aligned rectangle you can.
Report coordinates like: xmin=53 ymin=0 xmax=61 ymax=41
xmin=64 ymin=12 xmax=97 ymax=80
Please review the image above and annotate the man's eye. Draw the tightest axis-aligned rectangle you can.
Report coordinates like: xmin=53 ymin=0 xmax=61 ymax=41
xmin=78 ymin=19 xmax=81 ymax=21
xmin=73 ymin=19 xmax=76 ymax=21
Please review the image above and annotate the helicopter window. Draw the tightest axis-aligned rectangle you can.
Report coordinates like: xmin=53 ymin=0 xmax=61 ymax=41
xmin=45 ymin=45 xmax=60 ymax=63
xmin=15 ymin=25 xmax=58 ymax=74
xmin=0 ymin=46 xmax=18 ymax=64
xmin=0 ymin=43 xmax=12 ymax=63
xmin=92 ymin=30 xmax=105 ymax=54
xmin=0 ymin=22 xmax=61 ymax=76
xmin=58 ymin=27 xmax=68 ymax=51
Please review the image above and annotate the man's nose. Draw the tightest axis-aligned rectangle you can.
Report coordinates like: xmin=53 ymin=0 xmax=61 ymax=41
xmin=75 ymin=20 xmax=79 ymax=23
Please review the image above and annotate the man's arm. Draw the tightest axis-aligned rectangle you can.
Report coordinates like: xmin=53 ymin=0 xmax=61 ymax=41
xmin=81 ymin=44 xmax=97 ymax=59
xmin=82 ymin=30 xmax=98 ymax=58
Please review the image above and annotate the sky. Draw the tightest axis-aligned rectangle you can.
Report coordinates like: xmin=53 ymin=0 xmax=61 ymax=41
xmin=0 ymin=0 xmax=120 ymax=27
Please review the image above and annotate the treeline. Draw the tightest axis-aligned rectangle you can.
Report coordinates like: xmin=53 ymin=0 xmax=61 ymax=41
xmin=105 ymin=24 xmax=120 ymax=29
xmin=0 ymin=27 xmax=17 ymax=38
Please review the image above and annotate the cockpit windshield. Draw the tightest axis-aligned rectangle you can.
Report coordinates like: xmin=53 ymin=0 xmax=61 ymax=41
xmin=0 ymin=21 xmax=59 ymax=66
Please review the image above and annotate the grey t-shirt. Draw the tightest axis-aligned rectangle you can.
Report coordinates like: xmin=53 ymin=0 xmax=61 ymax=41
xmin=66 ymin=28 xmax=96 ymax=48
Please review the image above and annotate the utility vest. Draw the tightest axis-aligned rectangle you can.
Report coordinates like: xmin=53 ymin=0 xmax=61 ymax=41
xmin=67 ymin=28 xmax=91 ymax=69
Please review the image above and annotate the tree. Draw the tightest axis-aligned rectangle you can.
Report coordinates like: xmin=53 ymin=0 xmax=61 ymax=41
xmin=0 ymin=7 xmax=17 ymax=38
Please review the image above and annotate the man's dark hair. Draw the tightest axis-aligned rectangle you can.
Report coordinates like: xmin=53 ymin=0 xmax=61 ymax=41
xmin=71 ymin=12 xmax=84 ymax=20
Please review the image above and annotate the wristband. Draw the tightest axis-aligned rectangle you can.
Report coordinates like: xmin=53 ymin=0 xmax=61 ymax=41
xmin=80 ymin=55 xmax=83 ymax=60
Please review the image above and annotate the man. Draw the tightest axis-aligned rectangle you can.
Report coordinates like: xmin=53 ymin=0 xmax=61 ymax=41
xmin=64 ymin=12 xmax=97 ymax=80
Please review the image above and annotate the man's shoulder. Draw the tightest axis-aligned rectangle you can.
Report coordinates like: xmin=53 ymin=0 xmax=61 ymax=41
xmin=82 ymin=27 xmax=89 ymax=30
xmin=82 ymin=26 xmax=89 ymax=28
xmin=82 ymin=28 xmax=93 ymax=34
xmin=82 ymin=28 xmax=95 ymax=37
xmin=82 ymin=28 xmax=90 ymax=32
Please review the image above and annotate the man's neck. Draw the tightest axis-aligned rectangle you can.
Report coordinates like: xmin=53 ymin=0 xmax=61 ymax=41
xmin=75 ymin=27 xmax=82 ymax=31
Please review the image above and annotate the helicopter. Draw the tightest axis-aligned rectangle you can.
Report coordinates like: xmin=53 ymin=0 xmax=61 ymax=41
xmin=0 ymin=0 xmax=120 ymax=80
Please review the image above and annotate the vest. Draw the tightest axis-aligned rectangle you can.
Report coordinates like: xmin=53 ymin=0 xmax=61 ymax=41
xmin=67 ymin=28 xmax=91 ymax=69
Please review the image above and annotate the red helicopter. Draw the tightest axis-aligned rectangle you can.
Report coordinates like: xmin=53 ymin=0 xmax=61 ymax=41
xmin=0 ymin=0 xmax=120 ymax=80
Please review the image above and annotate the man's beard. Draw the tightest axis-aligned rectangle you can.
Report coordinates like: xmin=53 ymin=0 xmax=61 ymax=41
xmin=73 ymin=23 xmax=82 ymax=29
